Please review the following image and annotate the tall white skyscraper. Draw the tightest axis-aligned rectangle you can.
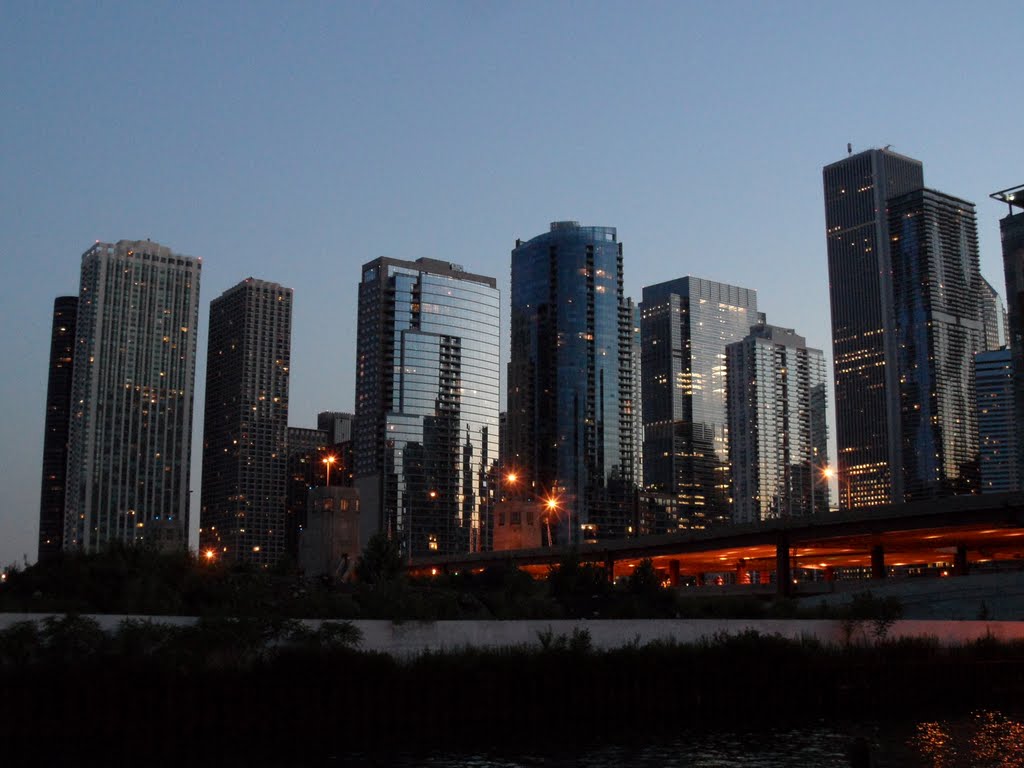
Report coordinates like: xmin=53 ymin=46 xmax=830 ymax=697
xmin=65 ymin=240 xmax=201 ymax=552
xmin=726 ymin=324 xmax=829 ymax=523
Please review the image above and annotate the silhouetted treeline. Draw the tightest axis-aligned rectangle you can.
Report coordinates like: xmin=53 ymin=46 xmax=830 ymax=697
xmin=1 ymin=545 xmax=842 ymax=620
xmin=2 ymin=616 xmax=1024 ymax=763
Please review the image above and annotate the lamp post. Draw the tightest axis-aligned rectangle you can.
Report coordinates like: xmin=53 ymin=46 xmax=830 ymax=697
xmin=322 ymin=454 xmax=336 ymax=487
xmin=822 ymin=466 xmax=852 ymax=510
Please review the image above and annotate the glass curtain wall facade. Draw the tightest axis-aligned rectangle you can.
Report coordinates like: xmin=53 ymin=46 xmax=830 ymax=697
xmin=823 ymin=148 xmax=924 ymax=508
xmin=640 ymin=277 xmax=757 ymax=529
xmin=889 ymin=189 xmax=982 ymax=499
xmin=200 ymin=278 xmax=293 ymax=567
xmin=976 ymin=349 xmax=1018 ymax=493
xmin=506 ymin=222 xmax=637 ymax=545
xmin=65 ymin=241 xmax=201 ymax=552
xmin=993 ymin=188 xmax=1024 ymax=485
xmin=979 ymin=276 xmax=1009 ymax=351
xmin=726 ymin=325 xmax=829 ymax=524
xmin=354 ymin=257 xmax=499 ymax=558
xmin=37 ymin=296 xmax=77 ymax=562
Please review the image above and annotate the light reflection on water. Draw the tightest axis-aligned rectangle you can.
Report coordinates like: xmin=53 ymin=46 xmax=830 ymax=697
xmin=911 ymin=710 xmax=1024 ymax=768
xmin=331 ymin=710 xmax=1024 ymax=768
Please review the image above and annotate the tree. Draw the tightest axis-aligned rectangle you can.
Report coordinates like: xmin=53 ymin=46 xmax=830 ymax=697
xmin=355 ymin=533 xmax=403 ymax=585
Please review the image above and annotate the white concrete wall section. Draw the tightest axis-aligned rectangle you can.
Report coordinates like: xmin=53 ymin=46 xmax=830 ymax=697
xmin=4 ymin=614 xmax=1024 ymax=656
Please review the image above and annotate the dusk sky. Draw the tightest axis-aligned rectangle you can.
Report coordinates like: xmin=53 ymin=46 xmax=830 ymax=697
xmin=2 ymin=2 xmax=1022 ymax=566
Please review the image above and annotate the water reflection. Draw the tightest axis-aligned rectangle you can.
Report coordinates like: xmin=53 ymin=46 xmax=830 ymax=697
xmin=912 ymin=710 xmax=1024 ymax=767
xmin=330 ymin=711 xmax=1024 ymax=768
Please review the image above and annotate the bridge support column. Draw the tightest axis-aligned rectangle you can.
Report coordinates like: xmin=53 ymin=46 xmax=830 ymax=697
xmin=824 ymin=566 xmax=835 ymax=583
xmin=776 ymin=534 xmax=791 ymax=597
xmin=954 ymin=544 xmax=969 ymax=576
xmin=871 ymin=544 xmax=886 ymax=579
xmin=668 ymin=559 xmax=680 ymax=587
xmin=604 ymin=553 xmax=615 ymax=583
xmin=759 ymin=569 xmax=770 ymax=585
xmin=735 ymin=558 xmax=748 ymax=585
xmin=695 ymin=572 xmax=705 ymax=587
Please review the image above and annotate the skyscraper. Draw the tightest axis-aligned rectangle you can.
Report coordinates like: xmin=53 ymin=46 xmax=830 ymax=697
xmin=37 ymin=296 xmax=77 ymax=562
xmin=354 ymin=257 xmax=499 ymax=558
xmin=823 ymin=147 xmax=924 ymax=507
xmin=889 ymin=188 xmax=983 ymax=499
xmin=506 ymin=222 xmax=638 ymax=545
xmin=993 ymin=184 xmax=1024 ymax=484
xmin=200 ymin=278 xmax=292 ymax=567
xmin=726 ymin=324 xmax=829 ymax=524
xmin=65 ymin=240 xmax=201 ymax=552
xmin=975 ymin=349 xmax=1018 ymax=493
xmin=979 ymin=276 xmax=1009 ymax=351
xmin=640 ymin=277 xmax=758 ymax=528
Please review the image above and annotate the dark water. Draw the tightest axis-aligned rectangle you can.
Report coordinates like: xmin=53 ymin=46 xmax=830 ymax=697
xmin=323 ymin=710 xmax=1024 ymax=768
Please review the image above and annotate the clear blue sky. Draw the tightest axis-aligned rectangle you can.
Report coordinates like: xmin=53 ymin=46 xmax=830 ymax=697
xmin=2 ymin=1 xmax=1021 ymax=566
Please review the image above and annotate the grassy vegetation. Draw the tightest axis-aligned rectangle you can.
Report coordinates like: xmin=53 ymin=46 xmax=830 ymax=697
xmin=2 ymin=614 xmax=1023 ymax=761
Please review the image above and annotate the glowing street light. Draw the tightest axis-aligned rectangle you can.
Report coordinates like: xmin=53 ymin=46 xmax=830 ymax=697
xmin=322 ymin=454 xmax=337 ymax=486
xmin=822 ymin=465 xmax=851 ymax=510
xmin=203 ymin=548 xmax=216 ymax=563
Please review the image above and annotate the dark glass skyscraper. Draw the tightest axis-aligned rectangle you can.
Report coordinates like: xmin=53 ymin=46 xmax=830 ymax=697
xmin=354 ymin=257 xmax=499 ymax=558
xmin=823 ymin=148 xmax=924 ymax=508
xmin=889 ymin=189 xmax=982 ymax=499
xmin=65 ymin=241 xmax=201 ymax=552
xmin=975 ymin=349 xmax=1017 ymax=493
xmin=992 ymin=184 xmax=1024 ymax=485
xmin=200 ymin=278 xmax=292 ymax=567
xmin=37 ymin=296 xmax=77 ymax=562
xmin=640 ymin=277 xmax=758 ymax=528
xmin=506 ymin=222 xmax=637 ymax=544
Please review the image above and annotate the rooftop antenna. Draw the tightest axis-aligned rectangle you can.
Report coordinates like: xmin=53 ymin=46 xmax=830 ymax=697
xmin=847 ymin=142 xmax=852 ymax=155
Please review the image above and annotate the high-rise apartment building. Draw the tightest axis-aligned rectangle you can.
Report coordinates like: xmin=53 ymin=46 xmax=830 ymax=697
xmin=65 ymin=240 xmax=201 ymax=552
xmin=726 ymin=324 xmax=829 ymax=524
xmin=200 ymin=278 xmax=292 ymax=567
xmin=354 ymin=257 xmax=499 ymax=558
xmin=889 ymin=188 xmax=983 ymax=499
xmin=640 ymin=277 xmax=758 ymax=528
xmin=975 ymin=348 xmax=1018 ymax=493
xmin=993 ymin=184 xmax=1024 ymax=484
xmin=823 ymin=148 xmax=924 ymax=507
xmin=37 ymin=296 xmax=77 ymax=562
xmin=506 ymin=222 xmax=638 ymax=545
xmin=980 ymin=276 xmax=1009 ymax=351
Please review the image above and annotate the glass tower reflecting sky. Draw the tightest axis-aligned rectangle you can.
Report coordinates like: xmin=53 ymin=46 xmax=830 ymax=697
xmin=641 ymin=277 xmax=758 ymax=529
xmin=823 ymin=148 xmax=923 ymax=508
xmin=506 ymin=222 xmax=637 ymax=545
xmin=889 ymin=188 xmax=982 ymax=500
xmin=355 ymin=257 xmax=499 ymax=558
xmin=65 ymin=240 xmax=201 ymax=552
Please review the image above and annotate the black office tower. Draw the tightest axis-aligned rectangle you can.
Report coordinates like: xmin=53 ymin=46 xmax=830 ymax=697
xmin=37 ymin=296 xmax=77 ymax=562
xmin=992 ymin=184 xmax=1024 ymax=486
xmin=200 ymin=278 xmax=292 ymax=567
xmin=823 ymin=148 xmax=924 ymax=508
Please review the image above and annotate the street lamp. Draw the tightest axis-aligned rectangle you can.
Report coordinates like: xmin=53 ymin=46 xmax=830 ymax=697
xmin=322 ymin=454 xmax=337 ymax=487
xmin=822 ymin=466 xmax=852 ymax=510
xmin=543 ymin=493 xmax=560 ymax=547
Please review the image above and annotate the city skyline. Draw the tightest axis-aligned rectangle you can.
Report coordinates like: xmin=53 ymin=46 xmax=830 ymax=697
xmin=3 ymin=3 xmax=1022 ymax=565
